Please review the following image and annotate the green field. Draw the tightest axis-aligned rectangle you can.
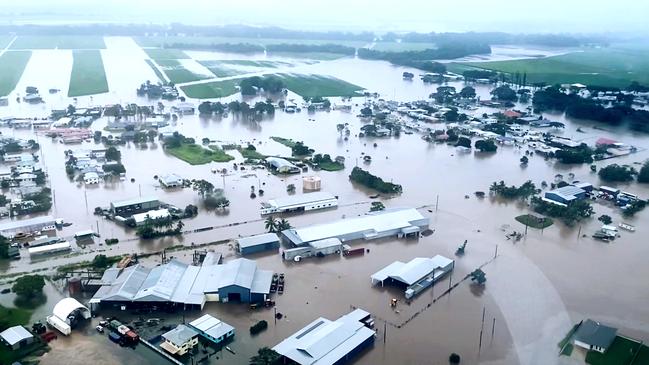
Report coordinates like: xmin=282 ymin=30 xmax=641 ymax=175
xmin=0 ymin=51 xmax=32 ymax=97
xmin=450 ymin=46 xmax=649 ymax=88
xmin=515 ymin=214 xmax=553 ymax=229
xmin=144 ymin=48 xmax=189 ymax=60
xmin=68 ymin=50 xmax=109 ymax=97
xmin=217 ymin=60 xmax=293 ymax=68
xmin=318 ymin=161 xmax=345 ymax=171
xmin=135 ymin=35 xmax=367 ymax=48
xmin=277 ymin=73 xmax=364 ymax=97
xmin=268 ymin=52 xmax=346 ymax=60
xmin=270 ymin=136 xmax=297 ymax=148
xmin=10 ymin=35 xmax=105 ymax=49
xmin=181 ymin=79 xmax=239 ymax=99
xmin=145 ymin=59 xmax=167 ymax=82
xmin=166 ymin=143 xmax=234 ymax=165
xmin=585 ymin=336 xmax=648 ymax=365
xmin=155 ymin=59 xmax=211 ymax=84
xmin=197 ymin=61 xmax=249 ymax=78
xmin=372 ymin=41 xmax=436 ymax=52
xmin=237 ymin=146 xmax=266 ymax=160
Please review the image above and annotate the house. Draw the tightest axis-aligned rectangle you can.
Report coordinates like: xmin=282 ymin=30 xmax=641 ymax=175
xmin=573 ymin=319 xmax=617 ymax=354
xmin=160 ymin=324 xmax=199 ymax=356
xmin=0 ymin=325 xmax=34 ymax=350
xmin=273 ymin=309 xmax=375 ymax=365
xmin=260 ymin=192 xmax=338 ymax=215
xmin=159 ymin=174 xmax=183 ymax=189
xmin=84 ymin=172 xmax=100 ymax=185
xmin=236 ymin=233 xmax=280 ymax=255
xmin=188 ymin=314 xmax=235 ymax=346
xmin=544 ymin=186 xmax=587 ymax=205
xmin=174 ymin=102 xmax=195 ymax=115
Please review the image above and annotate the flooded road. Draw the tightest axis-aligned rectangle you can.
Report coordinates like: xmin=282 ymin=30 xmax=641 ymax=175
xmin=0 ymin=40 xmax=648 ymax=364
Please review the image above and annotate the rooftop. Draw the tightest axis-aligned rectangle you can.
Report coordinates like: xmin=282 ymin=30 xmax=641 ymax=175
xmin=189 ymin=314 xmax=234 ymax=340
xmin=0 ymin=215 xmax=55 ymax=232
xmin=236 ymin=233 xmax=280 ymax=249
xmin=264 ymin=192 xmax=337 ymax=209
xmin=371 ymin=255 xmax=454 ymax=285
xmin=273 ymin=309 xmax=375 ymax=365
xmin=547 ymin=186 xmax=586 ymax=200
xmin=162 ymin=324 xmax=198 ymax=347
xmin=283 ymin=208 xmax=427 ymax=245
xmin=574 ymin=319 xmax=617 ymax=349
xmin=0 ymin=325 xmax=33 ymax=346
xmin=111 ymin=196 xmax=159 ymax=209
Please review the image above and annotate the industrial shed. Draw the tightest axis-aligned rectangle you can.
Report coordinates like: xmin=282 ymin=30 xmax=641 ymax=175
xmin=273 ymin=308 xmax=375 ymax=365
xmin=0 ymin=215 xmax=55 ymax=237
xmin=110 ymin=196 xmax=160 ymax=217
xmin=90 ymin=258 xmax=273 ymax=310
xmin=544 ymin=186 xmax=587 ymax=205
xmin=371 ymin=255 xmax=454 ymax=299
xmin=0 ymin=325 xmax=34 ymax=350
xmin=46 ymin=298 xmax=91 ymax=335
xmin=260 ymin=192 xmax=338 ymax=215
xmin=236 ymin=233 xmax=280 ymax=255
xmin=280 ymin=208 xmax=429 ymax=246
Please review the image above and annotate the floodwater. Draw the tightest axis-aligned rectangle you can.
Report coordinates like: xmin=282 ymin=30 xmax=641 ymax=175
xmin=0 ymin=37 xmax=648 ymax=365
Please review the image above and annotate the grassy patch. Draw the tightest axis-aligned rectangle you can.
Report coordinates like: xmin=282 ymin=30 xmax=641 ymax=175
xmin=135 ymin=36 xmax=366 ymax=48
xmin=68 ymin=50 xmax=109 ymax=97
xmin=208 ymin=145 xmax=236 ymax=162
xmin=156 ymin=59 xmax=211 ymax=84
xmin=515 ymin=214 xmax=553 ymax=229
xmin=270 ymin=136 xmax=297 ymax=148
xmin=10 ymin=35 xmax=105 ymax=49
xmin=217 ymin=60 xmax=293 ymax=68
xmin=181 ymin=79 xmax=239 ymax=98
xmin=455 ymin=46 xmax=649 ymax=88
xmin=318 ymin=161 xmax=344 ymax=171
xmin=237 ymin=146 xmax=266 ymax=160
xmin=278 ymin=73 xmax=364 ymax=97
xmin=371 ymin=42 xmax=436 ymax=52
xmin=145 ymin=59 xmax=167 ymax=82
xmin=144 ymin=48 xmax=189 ymax=60
xmin=0 ymin=304 xmax=33 ymax=329
xmin=0 ymin=51 xmax=32 ymax=97
xmin=166 ymin=143 xmax=234 ymax=165
xmin=269 ymin=52 xmax=346 ymax=60
xmin=585 ymin=336 xmax=644 ymax=365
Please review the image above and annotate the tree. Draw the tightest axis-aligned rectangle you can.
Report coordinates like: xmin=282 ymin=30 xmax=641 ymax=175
xmin=598 ymin=164 xmax=637 ymax=182
xmin=449 ymin=353 xmax=461 ymax=364
xmin=92 ymin=254 xmax=111 ymax=269
xmin=459 ymin=86 xmax=476 ymax=99
xmin=276 ymin=218 xmax=292 ymax=232
xmin=286 ymin=184 xmax=296 ymax=193
xmin=105 ymin=146 xmax=121 ymax=161
xmin=12 ymin=275 xmax=45 ymax=298
xmin=264 ymin=216 xmax=278 ymax=233
xmin=249 ymin=347 xmax=280 ymax=365
xmin=470 ymin=269 xmax=486 ymax=285
xmin=474 ymin=139 xmax=497 ymax=152
xmin=184 ymin=204 xmax=198 ymax=217
xmin=490 ymin=85 xmax=517 ymax=101
xmin=0 ymin=235 xmax=9 ymax=259
xmin=638 ymin=161 xmax=649 ymax=183
xmin=192 ymin=179 xmax=215 ymax=198
xmin=598 ymin=215 xmax=612 ymax=225
xmin=455 ymin=137 xmax=471 ymax=149
xmin=520 ymin=156 xmax=529 ymax=165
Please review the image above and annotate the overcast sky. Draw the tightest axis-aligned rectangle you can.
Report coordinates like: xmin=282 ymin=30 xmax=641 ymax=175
xmin=3 ymin=0 xmax=648 ymax=34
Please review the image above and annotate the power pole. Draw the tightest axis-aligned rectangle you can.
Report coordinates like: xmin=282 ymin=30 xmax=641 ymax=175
xmin=383 ymin=320 xmax=387 ymax=344
xmin=435 ymin=194 xmax=439 ymax=212
xmin=491 ymin=318 xmax=496 ymax=343
xmin=494 ymin=244 xmax=498 ymax=259
xmin=478 ymin=307 xmax=486 ymax=355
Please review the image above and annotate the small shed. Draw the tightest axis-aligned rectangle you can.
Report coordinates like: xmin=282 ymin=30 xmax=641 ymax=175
xmin=573 ymin=319 xmax=617 ymax=354
xmin=236 ymin=233 xmax=280 ymax=255
xmin=0 ymin=325 xmax=34 ymax=350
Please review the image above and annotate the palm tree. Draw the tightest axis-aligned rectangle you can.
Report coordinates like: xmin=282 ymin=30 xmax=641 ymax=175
xmin=264 ymin=216 xmax=278 ymax=233
xmin=276 ymin=218 xmax=291 ymax=232
xmin=249 ymin=347 xmax=280 ymax=365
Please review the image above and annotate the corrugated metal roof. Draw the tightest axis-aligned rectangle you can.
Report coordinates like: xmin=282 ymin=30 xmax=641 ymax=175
xmin=574 ymin=319 xmax=617 ymax=348
xmin=372 ymin=255 xmax=454 ymax=285
xmin=110 ymin=196 xmax=158 ymax=208
xmin=250 ymin=269 xmax=273 ymax=294
xmin=218 ymin=258 xmax=256 ymax=289
xmin=266 ymin=192 xmax=336 ymax=209
xmin=0 ymin=215 xmax=55 ymax=232
xmin=0 ymin=325 xmax=33 ymax=345
xmin=236 ymin=233 xmax=279 ymax=249
xmin=162 ymin=324 xmax=198 ymax=347
xmin=189 ymin=314 xmax=234 ymax=340
xmin=273 ymin=310 xmax=375 ymax=365
xmin=284 ymin=208 xmax=427 ymax=244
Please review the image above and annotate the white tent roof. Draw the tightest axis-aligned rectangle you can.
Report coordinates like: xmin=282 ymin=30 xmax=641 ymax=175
xmin=52 ymin=297 xmax=90 ymax=323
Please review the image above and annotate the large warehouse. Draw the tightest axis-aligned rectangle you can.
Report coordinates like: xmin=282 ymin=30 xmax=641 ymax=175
xmin=260 ymin=192 xmax=338 ymax=215
xmin=110 ymin=196 xmax=160 ymax=217
xmin=0 ymin=215 xmax=55 ymax=237
xmin=89 ymin=257 xmax=273 ymax=310
xmin=280 ymin=208 xmax=429 ymax=246
xmin=273 ymin=308 xmax=375 ymax=365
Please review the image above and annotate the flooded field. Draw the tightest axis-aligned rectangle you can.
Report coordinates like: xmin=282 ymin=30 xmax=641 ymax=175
xmin=0 ymin=40 xmax=648 ymax=365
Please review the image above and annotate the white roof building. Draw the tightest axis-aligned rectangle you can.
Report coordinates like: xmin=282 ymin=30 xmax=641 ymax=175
xmin=273 ymin=309 xmax=375 ymax=365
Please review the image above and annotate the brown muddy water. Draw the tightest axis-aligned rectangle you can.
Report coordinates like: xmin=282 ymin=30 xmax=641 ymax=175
xmin=0 ymin=37 xmax=648 ymax=365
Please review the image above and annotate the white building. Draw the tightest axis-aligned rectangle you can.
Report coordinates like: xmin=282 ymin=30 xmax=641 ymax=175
xmin=159 ymin=173 xmax=183 ymax=188
xmin=302 ymin=175 xmax=322 ymax=191
xmin=84 ymin=172 xmax=100 ymax=184
xmin=46 ymin=298 xmax=91 ymax=335
xmin=371 ymin=255 xmax=454 ymax=299
xmin=160 ymin=324 xmax=198 ymax=356
xmin=132 ymin=208 xmax=171 ymax=226
xmin=260 ymin=192 xmax=337 ymax=215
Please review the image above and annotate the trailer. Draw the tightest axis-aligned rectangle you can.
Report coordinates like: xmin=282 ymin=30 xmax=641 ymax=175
xmin=343 ymin=247 xmax=365 ymax=257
